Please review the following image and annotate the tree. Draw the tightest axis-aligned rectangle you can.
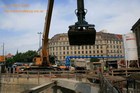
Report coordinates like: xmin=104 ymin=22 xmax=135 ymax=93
xmin=70 ymin=59 xmax=75 ymax=67
xmin=49 ymin=55 xmax=57 ymax=65
xmin=90 ymin=58 xmax=100 ymax=62
xmin=5 ymin=50 xmax=38 ymax=67
xmin=5 ymin=57 xmax=15 ymax=67
xmin=13 ymin=50 xmax=38 ymax=62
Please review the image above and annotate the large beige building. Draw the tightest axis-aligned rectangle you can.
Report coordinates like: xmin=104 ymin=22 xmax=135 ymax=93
xmin=49 ymin=30 xmax=124 ymax=61
xmin=131 ymin=18 xmax=140 ymax=66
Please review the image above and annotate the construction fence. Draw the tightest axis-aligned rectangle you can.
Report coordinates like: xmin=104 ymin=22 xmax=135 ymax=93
xmin=0 ymin=70 xmax=88 ymax=93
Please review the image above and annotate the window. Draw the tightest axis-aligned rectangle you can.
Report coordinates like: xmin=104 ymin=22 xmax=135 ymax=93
xmin=93 ymin=45 xmax=95 ymax=49
xmin=89 ymin=46 xmax=91 ymax=49
xmin=63 ymin=47 xmax=65 ymax=50
xmin=89 ymin=51 xmax=91 ymax=54
xmin=78 ymin=51 xmax=80 ymax=54
xmin=100 ymin=41 xmax=102 ymax=43
xmin=97 ymin=45 xmax=99 ymax=49
xmin=82 ymin=46 xmax=84 ymax=49
xmin=100 ymin=45 xmax=102 ymax=49
xmin=85 ymin=46 xmax=87 ymax=49
xmin=101 ymin=50 xmax=103 ymax=53
xmin=107 ymin=50 xmax=109 ymax=53
xmin=120 ymin=41 xmax=121 ymax=44
xmin=78 ymin=46 xmax=80 ymax=49
xmin=59 ymin=47 xmax=61 ymax=50
xmin=74 ymin=46 xmax=76 ymax=50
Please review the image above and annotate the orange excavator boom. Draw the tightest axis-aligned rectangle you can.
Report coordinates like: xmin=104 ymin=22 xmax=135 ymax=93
xmin=41 ymin=0 xmax=54 ymax=66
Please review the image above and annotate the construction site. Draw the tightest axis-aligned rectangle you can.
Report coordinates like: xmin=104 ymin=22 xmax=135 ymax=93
xmin=0 ymin=0 xmax=140 ymax=93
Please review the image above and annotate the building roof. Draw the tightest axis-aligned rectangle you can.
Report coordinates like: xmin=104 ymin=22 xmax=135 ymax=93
xmin=50 ymin=32 xmax=123 ymax=42
xmin=98 ymin=31 xmax=123 ymax=41
xmin=131 ymin=18 xmax=140 ymax=30
xmin=6 ymin=53 xmax=14 ymax=58
xmin=50 ymin=33 xmax=67 ymax=42
xmin=115 ymin=34 xmax=123 ymax=40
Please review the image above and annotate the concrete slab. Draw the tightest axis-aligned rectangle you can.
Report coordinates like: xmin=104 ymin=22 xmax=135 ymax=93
xmin=54 ymin=79 xmax=99 ymax=93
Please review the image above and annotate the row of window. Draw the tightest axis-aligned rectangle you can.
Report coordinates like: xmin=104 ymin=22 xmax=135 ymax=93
xmin=50 ymin=50 xmax=123 ymax=55
xmin=49 ymin=45 xmax=123 ymax=51
xmin=49 ymin=40 xmax=122 ymax=46
xmin=57 ymin=55 xmax=124 ymax=60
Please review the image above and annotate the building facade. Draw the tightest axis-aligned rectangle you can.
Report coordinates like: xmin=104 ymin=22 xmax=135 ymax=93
xmin=131 ymin=18 xmax=140 ymax=64
xmin=49 ymin=30 xmax=124 ymax=61
xmin=123 ymin=33 xmax=138 ymax=67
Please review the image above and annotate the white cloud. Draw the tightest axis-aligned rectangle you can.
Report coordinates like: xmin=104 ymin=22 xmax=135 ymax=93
xmin=0 ymin=0 xmax=140 ymax=54
xmin=0 ymin=3 xmax=46 ymax=54
xmin=85 ymin=0 xmax=140 ymax=33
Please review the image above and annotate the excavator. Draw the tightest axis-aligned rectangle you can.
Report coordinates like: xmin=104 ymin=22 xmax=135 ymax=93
xmin=33 ymin=0 xmax=96 ymax=69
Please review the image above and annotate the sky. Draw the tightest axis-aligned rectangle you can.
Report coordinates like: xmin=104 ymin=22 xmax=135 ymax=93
xmin=0 ymin=0 xmax=140 ymax=55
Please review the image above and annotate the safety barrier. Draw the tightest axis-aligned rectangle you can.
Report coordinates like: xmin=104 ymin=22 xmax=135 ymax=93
xmin=99 ymin=73 xmax=120 ymax=93
xmin=21 ymin=82 xmax=56 ymax=93
xmin=0 ymin=70 xmax=88 ymax=93
xmin=110 ymin=68 xmax=140 ymax=76
xmin=2 ymin=70 xmax=139 ymax=93
xmin=122 ymin=88 xmax=140 ymax=93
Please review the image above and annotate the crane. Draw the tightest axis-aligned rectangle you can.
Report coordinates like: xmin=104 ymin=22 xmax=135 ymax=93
xmin=34 ymin=0 xmax=96 ymax=67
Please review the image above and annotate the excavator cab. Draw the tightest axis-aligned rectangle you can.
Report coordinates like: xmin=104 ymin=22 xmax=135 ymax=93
xmin=68 ymin=0 xmax=96 ymax=45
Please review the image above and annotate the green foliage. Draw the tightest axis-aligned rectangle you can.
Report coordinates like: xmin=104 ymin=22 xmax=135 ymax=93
xmin=90 ymin=58 xmax=100 ymax=62
xmin=5 ymin=50 xmax=38 ymax=63
xmin=49 ymin=55 xmax=57 ymax=65
xmin=70 ymin=59 xmax=75 ymax=67
xmin=5 ymin=58 xmax=15 ymax=67
xmin=13 ymin=50 xmax=38 ymax=62
xmin=5 ymin=50 xmax=57 ymax=66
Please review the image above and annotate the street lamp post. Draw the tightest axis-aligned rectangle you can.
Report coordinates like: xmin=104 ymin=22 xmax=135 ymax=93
xmin=3 ymin=43 xmax=4 ymax=57
xmin=37 ymin=32 xmax=42 ymax=49
xmin=0 ymin=43 xmax=5 ymax=63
